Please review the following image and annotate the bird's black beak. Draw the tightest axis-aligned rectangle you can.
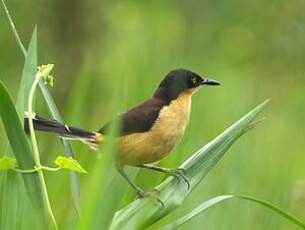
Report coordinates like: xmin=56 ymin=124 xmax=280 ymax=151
xmin=202 ymin=78 xmax=221 ymax=86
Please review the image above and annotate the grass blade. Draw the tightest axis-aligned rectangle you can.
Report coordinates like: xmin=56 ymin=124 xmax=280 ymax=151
xmin=38 ymin=82 xmax=81 ymax=215
xmin=16 ymin=26 xmax=37 ymax=118
xmin=1 ymin=1 xmax=80 ymax=215
xmin=0 ymin=81 xmax=48 ymax=228
xmin=160 ymin=195 xmax=305 ymax=230
xmin=0 ymin=27 xmax=38 ymax=229
xmin=110 ymin=100 xmax=269 ymax=229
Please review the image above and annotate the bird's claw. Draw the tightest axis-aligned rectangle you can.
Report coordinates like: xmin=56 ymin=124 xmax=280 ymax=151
xmin=136 ymin=190 xmax=164 ymax=208
xmin=168 ymin=168 xmax=191 ymax=190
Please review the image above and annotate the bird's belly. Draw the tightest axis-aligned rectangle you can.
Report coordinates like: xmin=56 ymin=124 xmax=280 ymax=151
xmin=117 ymin=92 xmax=191 ymax=166
xmin=117 ymin=127 xmax=184 ymax=166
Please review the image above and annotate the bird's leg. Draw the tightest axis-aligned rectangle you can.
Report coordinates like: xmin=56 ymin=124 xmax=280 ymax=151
xmin=116 ymin=165 xmax=144 ymax=195
xmin=138 ymin=164 xmax=191 ymax=190
xmin=116 ymin=164 xmax=164 ymax=207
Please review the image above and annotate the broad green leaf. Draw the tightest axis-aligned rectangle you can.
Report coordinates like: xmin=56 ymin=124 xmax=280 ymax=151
xmin=0 ymin=81 xmax=48 ymax=228
xmin=160 ymin=195 xmax=305 ymax=230
xmin=110 ymin=100 xmax=269 ymax=230
xmin=54 ymin=156 xmax=87 ymax=174
xmin=0 ymin=156 xmax=17 ymax=170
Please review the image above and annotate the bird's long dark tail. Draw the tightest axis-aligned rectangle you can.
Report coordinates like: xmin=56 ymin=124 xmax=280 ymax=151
xmin=24 ymin=113 xmax=103 ymax=144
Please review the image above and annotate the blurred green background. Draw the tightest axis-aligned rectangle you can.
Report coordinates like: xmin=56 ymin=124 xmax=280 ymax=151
xmin=1 ymin=0 xmax=305 ymax=229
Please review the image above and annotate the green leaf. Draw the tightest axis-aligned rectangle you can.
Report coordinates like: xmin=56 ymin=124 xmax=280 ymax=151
xmin=38 ymin=64 xmax=54 ymax=76
xmin=0 ymin=27 xmax=41 ymax=229
xmin=2 ymin=0 xmax=79 ymax=222
xmin=54 ymin=156 xmax=87 ymax=174
xmin=160 ymin=195 xmax=305 ymax=230
xmin=0 ymin=81 xmax=48 ymax=227
xmin=110 ymin=100 xmax=269 ymax=230
xmin=0 ymin=156 xmax=17 ymax=170
xmin=16 ymin=27 xmax=37 ymax=119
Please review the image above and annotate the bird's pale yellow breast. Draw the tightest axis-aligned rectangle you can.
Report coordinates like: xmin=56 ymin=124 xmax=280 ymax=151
xmin=117 ymin=90 xmax=192 ymax=166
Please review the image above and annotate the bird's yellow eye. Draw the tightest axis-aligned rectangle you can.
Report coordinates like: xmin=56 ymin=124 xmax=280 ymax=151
xmin=192 ymin=77 xmax=197 ymax=84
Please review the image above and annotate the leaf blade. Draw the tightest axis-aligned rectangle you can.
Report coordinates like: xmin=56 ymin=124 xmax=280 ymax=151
xmin=0 ymin=28 xmax=40 ymax=229
xmin=160 ymin=195 xmax=305 ymax=230
xmin=1 ymin=0 xmax=80 ymax=214
xmin=0 ymin=81 xmax=47 ymax=227
xmin=16 ymin=26 xmax=37 ymax=119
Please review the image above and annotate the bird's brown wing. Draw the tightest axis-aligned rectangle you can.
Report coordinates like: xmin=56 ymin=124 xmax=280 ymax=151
xmin=98 ymin=98 xmax=166 ymax=136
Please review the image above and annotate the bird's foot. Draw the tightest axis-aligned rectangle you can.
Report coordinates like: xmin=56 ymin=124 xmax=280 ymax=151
xmin=136 ymin=189 xmax=164 ymax=208
xmin=168 ymin=168 xmax=191 ymax=190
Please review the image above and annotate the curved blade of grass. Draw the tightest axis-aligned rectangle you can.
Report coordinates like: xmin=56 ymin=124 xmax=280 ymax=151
xmin=160 ymin=194 xmax=305 ymax=230
xmin=0 ymin=81 xmax=48 ymax=228
xmin=110 ymin=100 xmax=269 ymax=230
xmin=1 ymin=0 xmax=80 ymax=215
xmin=0 ymin=27 xmax=38 ymax=229
xmin=16 ymin=26 xmax=37 ymax=118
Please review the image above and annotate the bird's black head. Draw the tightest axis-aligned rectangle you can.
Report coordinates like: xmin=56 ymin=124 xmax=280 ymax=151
xmin=154 ymin=68 xmax=220 ymax=103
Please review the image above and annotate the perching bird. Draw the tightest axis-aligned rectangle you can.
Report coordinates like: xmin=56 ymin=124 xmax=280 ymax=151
xmin=24 ymin=68 xmax=220 ymax=206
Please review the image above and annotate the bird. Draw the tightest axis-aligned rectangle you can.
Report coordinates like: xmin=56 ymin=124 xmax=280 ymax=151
xmin=24 ymin=68 xmax=220 ymax=206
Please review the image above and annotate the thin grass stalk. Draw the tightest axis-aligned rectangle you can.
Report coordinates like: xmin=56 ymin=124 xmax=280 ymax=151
xmin=1 ymin=0 xmax=80 ymax=215
xmin=1 ymin=0 xmax=26 ymax=57
xmin=38 ymin=81 xmax=81 ymax=215
xmin=27 ymin=69 xmax=57 ymax=229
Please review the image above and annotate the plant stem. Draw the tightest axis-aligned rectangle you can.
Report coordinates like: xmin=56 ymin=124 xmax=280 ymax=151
xmin=1 ymin=1 xmax=80 ymax=216
xmin=28 ymin=69 xmax=58 ymax=230
xmin=38 ymin=166 xmax=61 ymax=171
xmin=13 ymin=166 xmax=61 ymax=173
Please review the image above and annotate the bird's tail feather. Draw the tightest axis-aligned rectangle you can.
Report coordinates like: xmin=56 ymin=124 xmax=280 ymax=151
xmin=24 ymin=113 xmax=103 ymax=144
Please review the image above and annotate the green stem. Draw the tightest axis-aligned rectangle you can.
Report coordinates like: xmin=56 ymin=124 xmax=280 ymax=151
xmin=38 ymin=166 xmax=61 ymax=172
xmin=1 ymin=1 xmax=80 ymax=216
xmin=13 ymin=166 xmax=61 ymax=173
xmin=28 ymin=70 xmax=58 ymax=230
